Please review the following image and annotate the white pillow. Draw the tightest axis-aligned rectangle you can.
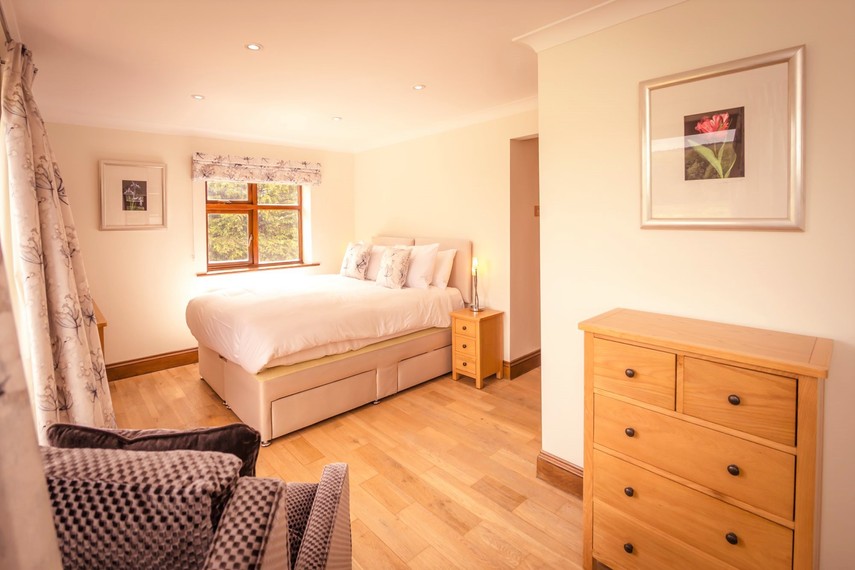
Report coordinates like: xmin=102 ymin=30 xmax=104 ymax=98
xmin=376 ymin=247 xmax=411 ymax=289
xmin=365 ymin=245 xmax=386 ymax=281
xmin=404 ymin=243 xmax=439 ymax=289
xmin=431 ymin=249 xmax=456 ymax=289
xmin=339 ymin=241 xmax=371 ymax=279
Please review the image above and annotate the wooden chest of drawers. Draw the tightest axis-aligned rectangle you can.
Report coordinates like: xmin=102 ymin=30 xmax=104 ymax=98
xmin=450 ymin=308 xmax=503 ymax=389
xmin=579 ymin=309 xmax=832 ymax=570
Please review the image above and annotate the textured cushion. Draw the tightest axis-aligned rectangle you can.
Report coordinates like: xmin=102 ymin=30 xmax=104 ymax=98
xmin=375 ymin=247 xmax=411 ymax=289
xmin=431 ymin=248 xmax=457 ymax=289
xmin=404 ymin=243 xmax=439 ymax=289
xmin=364 ymin=244 xmax=386 ymax=281
xmin=294 ymin=463 xmax=351 ymax=570
xmin=339 ymin=241 xmax=371 ymax=279
xmin=205 ymin=477 xmax=290 ymax=570
xmin=47 ymin=423 xmax=261 ymax=478
xmin=42 ymin=446 xmax=241 ymax=570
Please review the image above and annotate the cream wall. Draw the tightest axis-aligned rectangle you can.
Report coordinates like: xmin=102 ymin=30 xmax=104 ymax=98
xmin=538 ymin=0 xmax=855 ymax=565
xmin=47 ymin=123 xmax=355 ymax=364
xmin=353 ymin=110 xmax=538 ymax=360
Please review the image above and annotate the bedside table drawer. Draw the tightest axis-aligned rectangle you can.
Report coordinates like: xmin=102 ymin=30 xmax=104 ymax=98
xmin=453 ymin=354 xmax=475 ymax=374
xmin=453 ymin=337 xmax=476 ymax=357
xmin=683 ymin=358 xmax=796 ymax=446
xmin=593 ymin=338 xmax=676 ymax=409
xmin=454 ymin=319 xmax=476 ymax=338
xmin=594 ymin=394 xmax=795 ymax=519
xmin=593 ymin=450 xmax=792 ymax=570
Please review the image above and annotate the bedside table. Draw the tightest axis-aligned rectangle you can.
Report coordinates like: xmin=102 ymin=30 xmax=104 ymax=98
xmin=450 ymin=308 xmax=503 ymax=389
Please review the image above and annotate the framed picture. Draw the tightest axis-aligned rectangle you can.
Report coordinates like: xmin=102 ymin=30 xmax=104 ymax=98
xmin=640 ymin=46 xmax=804 ymax=230
xmin=99 ymin=160 xmax=166 ymax=230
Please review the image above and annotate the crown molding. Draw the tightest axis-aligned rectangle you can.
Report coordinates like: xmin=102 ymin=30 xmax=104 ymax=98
xmin=513 ymin=0 xmax=687 ymax=53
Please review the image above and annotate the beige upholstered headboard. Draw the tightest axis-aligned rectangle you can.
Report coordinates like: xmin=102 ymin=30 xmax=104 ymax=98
xmin=373 ymin=236 xmax=473 ymax=303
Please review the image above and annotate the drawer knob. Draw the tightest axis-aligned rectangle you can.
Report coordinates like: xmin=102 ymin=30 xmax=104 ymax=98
xmin=728 ymin=394 xmax=741 ymax=406
xmin=624 ymin=368 xmax=636 ymax=378
xmin=462 ymin=343 xmax=468 ymax=349
xmin=725 ymin=532 xmax=739 ymax=545
xmin=462 ymin=325 xmax=468 ymax=331
xmin=624 ymin=487 xmax=634 ymax=497
xmin=623 ymin=543 xmax=634 ymax=554
xmin=462 ymin=362 xmax=468 ymax=367
xmin=624 ymin=427 xmax=636 ymax=437
xmin=727 ymin=464 xmax=741 ymax=476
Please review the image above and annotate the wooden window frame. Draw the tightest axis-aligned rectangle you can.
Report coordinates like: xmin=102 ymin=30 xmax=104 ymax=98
xmin=205 ymin=182 xmax=303 ymax=271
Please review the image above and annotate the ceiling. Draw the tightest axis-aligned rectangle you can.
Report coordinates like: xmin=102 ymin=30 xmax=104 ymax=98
xmin=7 ymin=0 xmax=606 ymax=152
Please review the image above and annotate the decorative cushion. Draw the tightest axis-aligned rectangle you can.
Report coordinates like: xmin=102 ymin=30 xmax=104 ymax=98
xmin=431 ymin=248 xmax=457 ymax=289
xmin=404 ymin=243 xmax=439 ymax=289
xmin=364 ymin=245 xmax=386 ymax=281
xmin=46 ymin=423 xmax=261 ymax=478
xmin=375 ymin=247 xmax=411 ymax=289
xmin=42 ymin=446 xmax=241 ymax=570
xmin=339 ymin=241 xmax=371 ymax=279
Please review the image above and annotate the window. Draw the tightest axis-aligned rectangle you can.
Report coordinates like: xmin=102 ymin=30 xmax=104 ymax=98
xmin=205 ymin=181 xmax=303 ymax=271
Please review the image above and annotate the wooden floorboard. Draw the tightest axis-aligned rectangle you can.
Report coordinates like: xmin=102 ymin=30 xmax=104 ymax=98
xmin=109 ymin=365 xmax=583 ymax=569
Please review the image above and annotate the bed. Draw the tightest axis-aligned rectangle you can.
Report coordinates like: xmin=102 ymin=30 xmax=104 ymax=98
xmin=188 ymin=236 xmax=472 ymax=444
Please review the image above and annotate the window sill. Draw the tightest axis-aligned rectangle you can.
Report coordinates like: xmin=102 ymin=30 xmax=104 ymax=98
xmin=197 ymin=262 xmax=320 ymax=277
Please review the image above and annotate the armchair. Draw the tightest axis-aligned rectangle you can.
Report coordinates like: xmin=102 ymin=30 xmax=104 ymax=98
xmin=42 ymin=424 xmax=351 ymax=570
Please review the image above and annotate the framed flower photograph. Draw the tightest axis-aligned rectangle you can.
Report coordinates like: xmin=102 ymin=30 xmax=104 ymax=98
xmin=640 ymin=46 xmax=804 ymax=230
xmin=100 ymin=160 xmax=167 ymax=230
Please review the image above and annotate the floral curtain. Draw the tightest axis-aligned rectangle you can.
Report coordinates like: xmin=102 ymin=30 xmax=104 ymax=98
xmin=0 ymin=42 xmax=115 ymax=441
xmin=191 ymin=151 xmax=322 ymax=185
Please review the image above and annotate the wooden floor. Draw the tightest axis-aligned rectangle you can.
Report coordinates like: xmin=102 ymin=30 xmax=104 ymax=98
xmin=110 ymin=365 xmax=583 ymax=569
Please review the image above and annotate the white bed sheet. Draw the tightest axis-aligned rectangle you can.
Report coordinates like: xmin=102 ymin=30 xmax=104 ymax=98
xmin=186 ymin=274 xmax=464 ymax=374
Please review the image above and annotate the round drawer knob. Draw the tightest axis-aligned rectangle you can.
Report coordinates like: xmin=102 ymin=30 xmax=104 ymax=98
xmin=624 ymin=487 xmax=634 ymax=497
xmin=623 ymin=543 xmax=634 ymax=554
xmin=725 ymin=532 xmax=739 ymax=545
xmin=462 ymin=362 xmax=468 ymax=367
xmin=462 ymin=325 xmax=468 ymax=331
xmin=727 ymin=464 xmax=740 ymax=476
xmin=728 ymin=394 xmax=741 ymax=406
xmin=624 ymin=368 xmax=636 ymax=378
xmin=462 ymin=344 xmax=468 ymax=349
xmin=624 ymin=427 xmax=636 ymax=437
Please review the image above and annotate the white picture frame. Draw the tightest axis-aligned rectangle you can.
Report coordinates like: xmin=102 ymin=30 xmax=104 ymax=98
xmin=100 ymin=160 xmax=166 ymax=230
xmin=640 ymin=46 xmax=804 ymax=230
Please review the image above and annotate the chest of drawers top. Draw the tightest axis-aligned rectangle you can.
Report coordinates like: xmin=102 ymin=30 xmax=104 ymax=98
xmin=579 ymin=308 xmax=832 ymax=380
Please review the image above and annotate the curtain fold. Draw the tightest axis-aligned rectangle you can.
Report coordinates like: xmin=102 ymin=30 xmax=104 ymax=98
xmin=0 ymin=41 xmax=115 ymax=441
xmin=191 ymin=151 xmax=322 ymax=185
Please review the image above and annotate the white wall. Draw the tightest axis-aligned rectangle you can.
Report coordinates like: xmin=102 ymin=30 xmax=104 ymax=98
xmin=538 ymin=0 xmax=855 ymax=565
xmin=48 ymin=123 xmax=355 ymax=364
xmin=510 ymin=138 xmax=541 ymax=359
xmin=353 ymin=110 xmax=538 ymax=359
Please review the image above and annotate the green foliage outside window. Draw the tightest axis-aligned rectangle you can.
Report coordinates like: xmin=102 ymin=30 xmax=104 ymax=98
xmin=206 ymin=181 xmax=302 ymax=269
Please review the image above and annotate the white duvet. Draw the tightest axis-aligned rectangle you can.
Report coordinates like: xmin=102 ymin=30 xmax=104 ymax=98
xmin=186 ymin=274 xmax=464 ymax=374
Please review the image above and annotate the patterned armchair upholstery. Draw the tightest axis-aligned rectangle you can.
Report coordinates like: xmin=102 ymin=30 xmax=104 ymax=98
xmin=40 ymin=425 xmax=351 ymax=570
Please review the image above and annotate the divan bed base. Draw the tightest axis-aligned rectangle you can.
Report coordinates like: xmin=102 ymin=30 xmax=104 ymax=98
xmin=198 ymin=328 xmax=453 ymax=443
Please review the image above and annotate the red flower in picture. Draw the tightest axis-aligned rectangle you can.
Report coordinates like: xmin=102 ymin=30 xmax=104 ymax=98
xmin=694 ymin=113 xmax=730 ymax=134
xmin=684 ymin=108 xmax=744 ymax=180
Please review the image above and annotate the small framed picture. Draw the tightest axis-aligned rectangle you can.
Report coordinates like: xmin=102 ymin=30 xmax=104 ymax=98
xmin=99 ymin=160 xmax=166 ymax=230
xmin=640 ymin=45 xmax=804 ymax=230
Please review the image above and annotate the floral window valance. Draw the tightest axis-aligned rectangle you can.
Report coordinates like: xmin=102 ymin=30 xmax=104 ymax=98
xmin=191 ymin=152 xmax=322 ymax=185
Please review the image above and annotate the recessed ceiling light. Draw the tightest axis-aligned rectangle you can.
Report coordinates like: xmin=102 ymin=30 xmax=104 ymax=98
xmin=412 ymin=84 xmax=426 ymax=91
xmin=191 ymin=94 xmax=205 ymax=100
xmin=246 ymin=43 xmax=263 ymax=51
xmin=332 ymin=116 xmax=343 ymax=121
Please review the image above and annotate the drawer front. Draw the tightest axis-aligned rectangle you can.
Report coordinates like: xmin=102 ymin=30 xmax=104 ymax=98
xmin=594 ymin=450 xmax=792 ymax=570
xmin=453 ymin=353 xmax=476 ymax=375
xmin=454 ymin=318 xmax=476 ymax=338
xmin=593 ymin=338 xmax=676 ymax=409
xmin=594 ymin=394 xmax=795 ymax=519
xmin=453 ymin=336 xmax=477 ymax=357
xmin=683 ymin=358 xmax=797 ymax=446
xmin=593 ymin=500 xmax=736 ymax=570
